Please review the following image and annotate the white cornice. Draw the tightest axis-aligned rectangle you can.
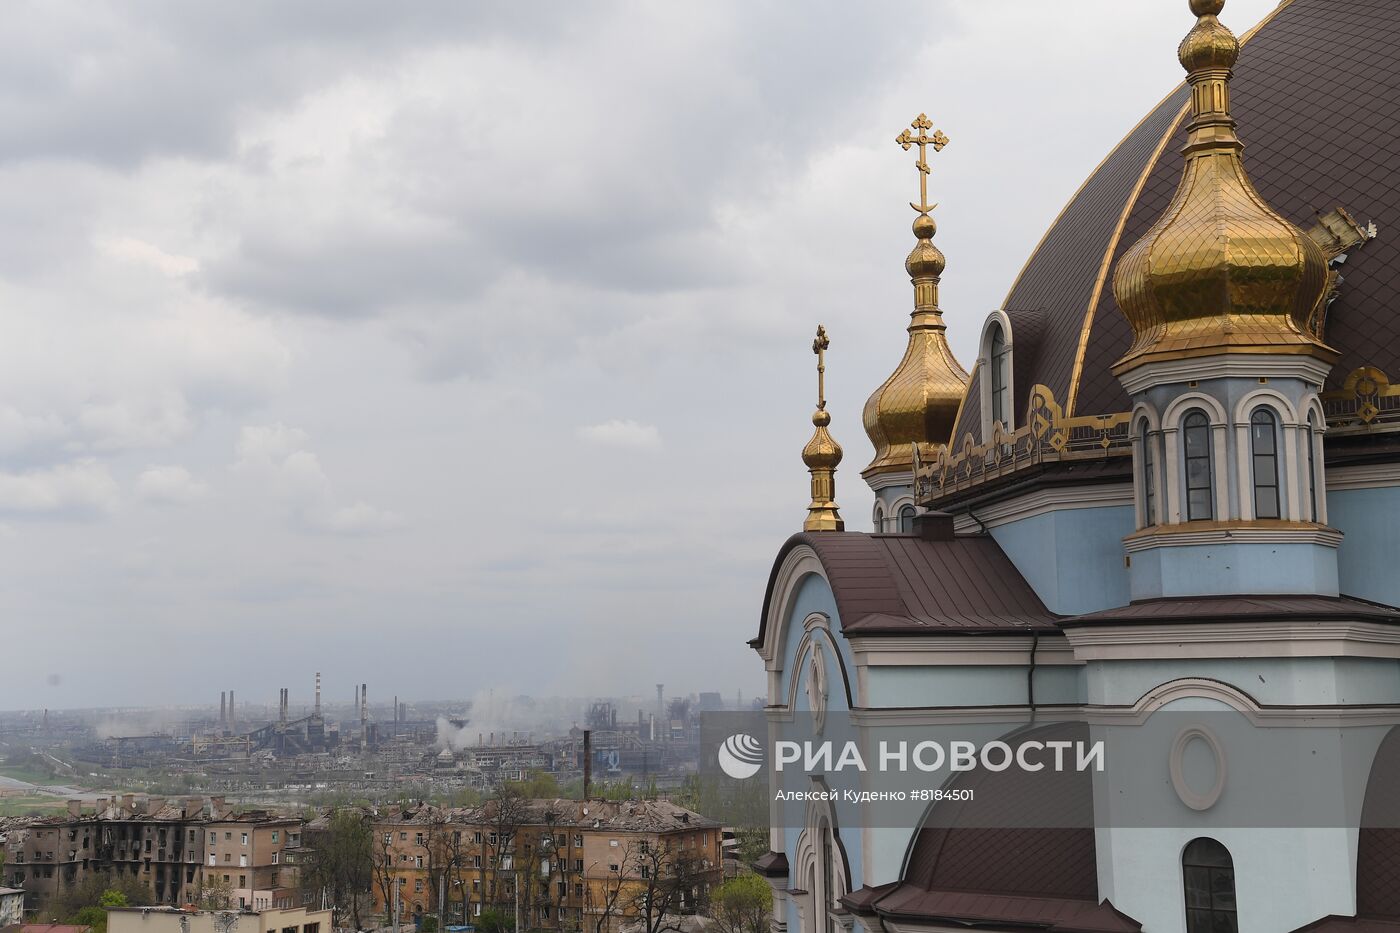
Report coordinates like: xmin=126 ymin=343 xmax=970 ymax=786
xmin=1122 ymin=525 xmax=1343 ymax=552
xmin=1327 ymin=462 xmax=1400 ymax=491
xmin=756 ymin=546 xmax=827 ymax=670
xmin=1118 ymin=353 xmax=1331 ymax=395
xmin=1063 ymin=619 xmax=1400 ymax=661
xmin=848 ymin=705 xmax=1079 ymax=727
xmin=864 ymin=470 xmax=913 ymax=493
xmin=784 ymin=701 xmax=1400 ymax=729
xmin=848 ymin=635 xmax=1079 ymax=667
xmin=949 ymin=482 xmax=1132 ymax=532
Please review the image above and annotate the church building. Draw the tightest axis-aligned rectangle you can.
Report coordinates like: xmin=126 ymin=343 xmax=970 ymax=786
xmin=750 ymin=1 xmax=1400 ymax=930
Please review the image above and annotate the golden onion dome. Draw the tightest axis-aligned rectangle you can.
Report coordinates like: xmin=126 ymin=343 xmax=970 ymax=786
xmin=803 ymin=407 xmax=843 ymax=471
xmin=862 ymin=210 xmax=969 ymax=479
xmin=1178 ymin=0 xmax=1238 ymax=71
xmin=1112 ymin=0 xmax=1334 ymax=373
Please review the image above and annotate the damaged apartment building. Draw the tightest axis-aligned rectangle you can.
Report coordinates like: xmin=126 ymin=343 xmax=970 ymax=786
xmin=4 ymin=795 xmax=303 ymax=912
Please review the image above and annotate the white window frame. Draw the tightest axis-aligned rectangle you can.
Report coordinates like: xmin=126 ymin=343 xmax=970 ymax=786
xmin=977 ymin=311 xmax=1015 ymax=438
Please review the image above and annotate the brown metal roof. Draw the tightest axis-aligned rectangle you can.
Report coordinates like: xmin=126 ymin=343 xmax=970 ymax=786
xmin=1357 ymin=728 xmax=1400 ymax=920
xmin=1064 ymin=594 xmax=1400 ymax=627
xmin=871 ymin=891 xmax=1141 ymax=933
xmin=1293 ymin=919 xmax=1400 ymax=932
xmin=862 ymin=722 xmax=1139 ymax=932
xmin=951 ymin=0 xmax=1400 ymax=446
xmin=754 ymin=531 xmax=1057 ymax=647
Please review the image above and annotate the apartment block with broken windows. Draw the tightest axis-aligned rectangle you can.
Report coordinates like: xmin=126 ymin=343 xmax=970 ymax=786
xmin=364 ymin=799 xmax=723 ymax=933
xmin=3 ymin=795 xmax=303 ymax=911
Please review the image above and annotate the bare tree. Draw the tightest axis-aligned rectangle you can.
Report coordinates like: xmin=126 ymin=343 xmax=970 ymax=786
xmin=372 ymin=823 xmax=399 ymax=925
xmin=582 ymin=861 xmax=627 ymax=933
xmin=625 ymin=841 xmax=704 ymax=933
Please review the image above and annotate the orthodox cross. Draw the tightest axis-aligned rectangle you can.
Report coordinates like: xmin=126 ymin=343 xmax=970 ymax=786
xmin=896 ymin=113 xmax=949 ymax=214
xmin=812 ymin=324 xmax=830 ymax=411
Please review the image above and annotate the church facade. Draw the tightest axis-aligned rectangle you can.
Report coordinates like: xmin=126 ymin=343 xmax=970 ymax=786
xmin=750 ymin=1 xmax=1400 ymax=931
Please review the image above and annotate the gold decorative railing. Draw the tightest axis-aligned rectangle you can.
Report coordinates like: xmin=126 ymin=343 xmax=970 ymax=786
xmin=914 ymin=384 xmax=1132 ymax=504
xmin=1322 ymin=366 xmax=1400 ymax=436
xmin=912 ymin=366 xmax=1400 ymax=504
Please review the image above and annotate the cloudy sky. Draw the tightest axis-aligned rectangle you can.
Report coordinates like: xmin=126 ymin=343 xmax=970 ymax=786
xmin=0 ymin=0 xmax=1279 ymax=712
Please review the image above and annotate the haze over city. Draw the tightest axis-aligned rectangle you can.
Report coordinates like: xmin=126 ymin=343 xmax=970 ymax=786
xmin=0 ymin=0 xmax=1277 ymax=710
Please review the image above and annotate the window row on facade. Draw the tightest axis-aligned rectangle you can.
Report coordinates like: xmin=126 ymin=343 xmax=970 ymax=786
xmin=1134 ymin=393 xmax=1326 ymax=529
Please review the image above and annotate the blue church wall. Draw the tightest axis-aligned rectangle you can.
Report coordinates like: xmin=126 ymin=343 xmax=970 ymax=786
xmin=776 ymin=570 xmax=865 ymax=892
xmin=1128 ymin=541 xmax=1340 ymax=601
xmin=1083 ymin=657 xmax=1400 ymax=707
xmin=987 ymin=504 xmax=1134 ymax=615
xmin=777 ymin=573 xmax=857 ymax=712
xmin=865 ymin=663 xmax=1085 ymax=707
xmin=1331 ymin=486 xmax=1400 ymax=607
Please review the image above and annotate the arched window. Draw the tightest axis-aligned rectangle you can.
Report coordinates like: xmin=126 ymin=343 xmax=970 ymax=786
xmin=1140 ymin=420 xmax=1156 ymax=526
xmin=1249 ymin=408 xmax=1280 ymax=520
xmin=1182 ymin=838 xmax=1237 ymax=932
xmin=898 ymin=505 xmax=916 ymax=534
xmin=1183 ymin=410 xmax=1214 ymax=521
xmin=989 ymin=324 xmax=1010 ymax=427
xmin=1306 ymin=412 xmax=1319 ymax=521
xmin=872 ymin=504 xmax=885 ymax=533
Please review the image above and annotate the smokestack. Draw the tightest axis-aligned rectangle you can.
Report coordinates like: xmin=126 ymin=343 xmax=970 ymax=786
xmin=228 ymin=690 xmax=234 ymax=727
xmin=583 ymin=730 xmax=592 ymax=800
xmin=394 ymin=696 xmax=398 ymax=726
xmin=314 ymin=672 xmax=321 ymax=717
xmin=361 ymin=684 xmax=368 ymax=722
xmin=220 ymin=692 xmax=226 ymax=724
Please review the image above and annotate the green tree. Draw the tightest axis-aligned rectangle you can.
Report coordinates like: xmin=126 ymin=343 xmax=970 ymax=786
xmin=478 ymin=907 xmax=515 ymax=933
xmin=709 ymin=875 xmax=772 ymax=933
xmin=71 ymin=906 xmax=107 ymax=933
xmin=505 ymin=771 xmax=559 ymax=799
xmin=304 ymin=808 xmax=375 ymax=929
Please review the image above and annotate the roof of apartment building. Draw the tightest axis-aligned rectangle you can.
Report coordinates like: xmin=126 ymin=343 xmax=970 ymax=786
xmin=7 ymin=797 xmax=297 ymax=832
xmin=347 ymin=798 xmax=719 ymax=833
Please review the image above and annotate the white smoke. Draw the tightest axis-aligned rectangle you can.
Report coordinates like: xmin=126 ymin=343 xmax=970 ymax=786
xmin=94 ymin=713 xmax=180 ymax=740
xmin=434 ymin=691 xmax=583 ymax=751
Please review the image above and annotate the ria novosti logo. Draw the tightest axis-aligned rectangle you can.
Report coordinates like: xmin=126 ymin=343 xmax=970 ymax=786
xmin=717 ymin=733 xmax=765 ymax=779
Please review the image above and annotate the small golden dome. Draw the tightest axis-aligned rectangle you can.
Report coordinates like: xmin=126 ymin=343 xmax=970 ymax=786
xmin=863 ymin=210 xmax=969 ymax=479
xmin=1178 ymin=12 xmax=1238 ymax=72
xmin=905 ymin=214 xmax=946 ymax=279
xmin=1112 ymin=0 xmax=1333 ymax=373
xmin=803 ymin=408 xmax=843 ymax=471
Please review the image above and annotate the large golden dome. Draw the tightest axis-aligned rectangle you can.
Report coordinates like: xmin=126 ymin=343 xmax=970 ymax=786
xmin=862 ymin=212 xmax=969 ymax=479
xmin=1111 ymin=0 xmax=1334 ymax=373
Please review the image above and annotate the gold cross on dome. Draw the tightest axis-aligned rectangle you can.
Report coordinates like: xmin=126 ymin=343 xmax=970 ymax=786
xmin=896 ymin=113 xmax=949 ymax=214
xmin=812 ymin=324 xmax=830 ymax=410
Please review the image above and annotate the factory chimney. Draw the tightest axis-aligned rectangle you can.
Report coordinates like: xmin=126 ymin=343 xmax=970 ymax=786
xmin=361 ymin=683 xmax=369 ymax=753
xmin=583 ymin=730 xmax=592 ymax=800
xmin=314 ymin=672 xmax=322 ymax=717
xmin=220 ymin=692 xmax=226 ymax=725
xmin=228 ymin=690 xmax=235 ymax=728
